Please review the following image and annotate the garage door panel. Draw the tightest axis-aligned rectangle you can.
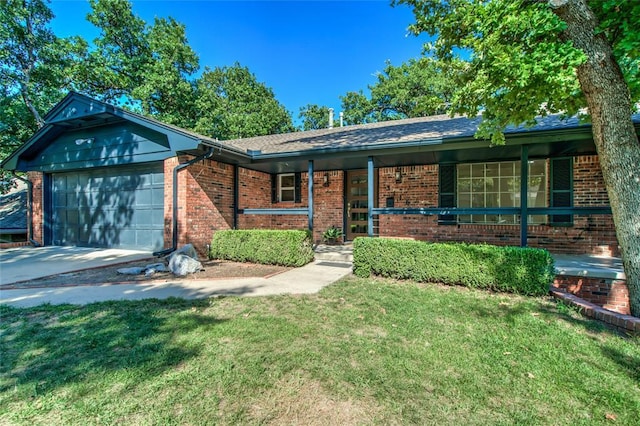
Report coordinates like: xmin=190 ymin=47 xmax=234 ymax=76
xmin=52 ymin=164 xmax=164 ymax=250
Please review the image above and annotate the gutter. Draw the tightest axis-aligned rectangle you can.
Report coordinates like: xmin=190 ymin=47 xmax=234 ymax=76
xmin=11 ymin=173 xmax=41 ymax=247
xmin=153 ymin=147 xmax=216 ymax=257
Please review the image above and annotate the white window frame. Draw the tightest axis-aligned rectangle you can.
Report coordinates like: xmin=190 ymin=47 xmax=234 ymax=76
xmin=278 ymin=173 xmax=295 ymax=202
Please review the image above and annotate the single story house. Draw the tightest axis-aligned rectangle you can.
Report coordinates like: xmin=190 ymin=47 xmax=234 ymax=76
xmin=0 ymin=180 xmax=28 ymax=246
xmin=2 ymin=92 xmax=637 ymax=256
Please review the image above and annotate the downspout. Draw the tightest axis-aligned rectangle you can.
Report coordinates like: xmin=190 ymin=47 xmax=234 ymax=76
xmin=11 ymin=173 xmax=41 ymax=247
xmin=153 ymin=148 xmax=216 ymax=256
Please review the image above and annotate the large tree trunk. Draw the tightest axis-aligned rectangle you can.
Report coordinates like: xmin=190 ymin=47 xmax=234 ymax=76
xmin=550 ymin=0 xmax=640 ymax=316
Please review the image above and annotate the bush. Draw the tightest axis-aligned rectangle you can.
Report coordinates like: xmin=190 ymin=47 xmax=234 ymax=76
xmin=210 ymin=230 xmax=314 ymax=267
xmin=352 ymin=237 xmax=555 ymax=296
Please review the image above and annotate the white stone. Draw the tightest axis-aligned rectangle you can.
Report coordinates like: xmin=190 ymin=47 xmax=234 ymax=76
xmin=117 ymin=267 xmax=145 ymax=275
xmin=169 ymin=254 xmax=203 ymax=277
xmin=145 ymin=262 xmax=168 ymax=272
xmin=168 ymin=244 xmax=199 ymax=262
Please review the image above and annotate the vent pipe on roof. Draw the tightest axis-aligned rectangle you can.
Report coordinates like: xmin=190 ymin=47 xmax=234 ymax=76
xmin=339 ymin=111 xmax=344 ymax=127
xmin=328 ymin=108 xmax=334 ymax=129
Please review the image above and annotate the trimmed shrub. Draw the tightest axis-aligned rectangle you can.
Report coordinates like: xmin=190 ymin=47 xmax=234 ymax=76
xmin=210 ymin=230 xmax=314 ymax=267
xmin=353 ymin=237 xmax=555 ymax=296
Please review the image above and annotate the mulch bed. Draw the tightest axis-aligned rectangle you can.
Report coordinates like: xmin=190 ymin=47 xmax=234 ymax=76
xmin=2 ymin=259 xmax=292 ymax=289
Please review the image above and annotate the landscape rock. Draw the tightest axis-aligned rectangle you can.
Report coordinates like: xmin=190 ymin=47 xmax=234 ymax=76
xmin=117 ymin=267 xmax=145 ymax=275
xmin=145 ymin=262 xmax=168 ymax=273
xmin=169 ymin=254 xmax=203 ymax=276
xmin=168 ymin=244 xmax=199 ymax=262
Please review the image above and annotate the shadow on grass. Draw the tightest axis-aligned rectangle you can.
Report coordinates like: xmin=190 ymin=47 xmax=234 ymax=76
xmin=600 ymin=345 xmax=640 ymax=382
xmin=0 ymin=298 xmax=223 ymax=396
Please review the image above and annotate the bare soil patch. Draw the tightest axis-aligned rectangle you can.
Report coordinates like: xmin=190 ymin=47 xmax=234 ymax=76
xmin=3 ymin=259 xmax=291 ymax=289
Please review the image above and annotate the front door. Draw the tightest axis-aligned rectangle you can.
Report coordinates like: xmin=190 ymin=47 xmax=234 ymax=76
xmin=346 ymin=170 xmax=373 ymax=240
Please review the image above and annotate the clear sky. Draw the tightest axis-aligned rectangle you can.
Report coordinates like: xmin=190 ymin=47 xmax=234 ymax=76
xmin=49 ymin=0 xmax=430 ymax=123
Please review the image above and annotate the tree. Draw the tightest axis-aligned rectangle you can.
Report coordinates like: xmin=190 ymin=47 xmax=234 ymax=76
xmin=0 ymin=0 xmax=84 ymax=192
xmin=340 ymin=90 xmax=376 ymax=125
xmin=340 ymin=58 xmax=461 ymax=125
xmin=194 ymin=63 xmax=294 ymax=140
xmin=76 ymin=0 xmax=150 ymax=105
xmin=298 ymin=104 xmax=332 ymax=130
xmin=394 ymin=0 xmax=640 ymax=316
xmin=131 ymin=17 xmax=200 ymax=130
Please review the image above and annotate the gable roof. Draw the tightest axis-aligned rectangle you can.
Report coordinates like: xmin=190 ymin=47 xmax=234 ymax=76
xmin=3 ymin=92 xmax=639 ymax=174
xmin=0 ymin=92 xmax=248 ymax=171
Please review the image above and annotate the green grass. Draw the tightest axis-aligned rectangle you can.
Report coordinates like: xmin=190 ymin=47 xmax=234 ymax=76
xmin=1 ymin=277 xmax=639 ymax=425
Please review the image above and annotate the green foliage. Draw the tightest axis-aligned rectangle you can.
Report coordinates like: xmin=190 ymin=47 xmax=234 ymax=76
xmin=210 ymin=229 xmax=314 ymax=267
xmin=1 ymin=0 xmax=294 ymax=187
xmin=194 ymin=63 xmax=294 ymax=140
xmin=77 ymin=0 xmax=151 ymax=104
xmin=340 ymin=57 xmax=462 ymax=125
xmin=339 ymin=90 xmax=376 ymax=125
xmin=394 ymin=0 xmax=588 ymax=144
xmin=131 ymin=17 xmax=200 ymax=129
xmin=352 ymin=237 xmax=555 ymax=296
xmin=590 ymin=0 xmax=640 ymax=104
xmin=321 ymin=226 xmax=343 ymax=243
xmin=0 ymin=0 xmax=85 ymax=192
xmin=298 ymin=103 xmax=332 ymax=130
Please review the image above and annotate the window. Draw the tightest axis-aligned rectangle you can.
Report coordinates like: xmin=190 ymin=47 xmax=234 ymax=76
xmin=456 ymin=160 xmax=547 ymax=224
xmin=278 ymin=173 xmax=295 ymax=202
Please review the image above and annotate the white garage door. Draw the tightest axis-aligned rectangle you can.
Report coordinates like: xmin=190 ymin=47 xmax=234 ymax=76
xmin=51 ymin=164 xmax=165 ymax=250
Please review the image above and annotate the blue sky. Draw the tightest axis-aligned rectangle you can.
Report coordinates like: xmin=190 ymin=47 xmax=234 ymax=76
xmin=49 ymin=0 xmax=430 ymax=122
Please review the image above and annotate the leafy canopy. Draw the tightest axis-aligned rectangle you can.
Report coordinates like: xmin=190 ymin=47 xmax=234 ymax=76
xmin=393 ymin=0 xmax=640 ymax=144
xmin=340 ymin=57 xmax=462 ymax=125
xmin=194 ymin=63 xmax=294 ymax=140
xmin=1 ymin=0 xmax=295 ymax=185
xmin=298 ymin=104 xmax=333 ymax=131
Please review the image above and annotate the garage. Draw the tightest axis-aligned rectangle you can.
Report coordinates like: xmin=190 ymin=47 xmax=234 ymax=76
xmin=51 ymin=164 xmax=165 ymax=250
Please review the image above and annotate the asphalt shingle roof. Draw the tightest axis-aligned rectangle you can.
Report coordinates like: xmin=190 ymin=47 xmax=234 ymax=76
xmin=221 ymin=113 xmax=617 ymax=155
xmin=0 ymin=183 xmax=27 ymax=232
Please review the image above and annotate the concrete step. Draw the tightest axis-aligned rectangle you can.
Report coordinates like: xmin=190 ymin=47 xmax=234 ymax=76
xmin=314 ymin=244 xmax=353 ymax=263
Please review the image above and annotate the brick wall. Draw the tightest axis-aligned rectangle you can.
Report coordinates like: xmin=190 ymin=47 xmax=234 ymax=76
xmin=236 ymin=169 xmax=344 ymax=243
xmin=313 ymin=171 xmax=344 ymax=243
xmin=168 ymin=156 xmax=235 ymax=256
xmin=28 ymin=171 xmax=44 ymax=245
xmin=376 ymin=156 xmax=618 ymax=256
xmin=163 ymin=157 xmax=178 ymax=250
xmin=553 ymin=275 xmax=630 ymax=315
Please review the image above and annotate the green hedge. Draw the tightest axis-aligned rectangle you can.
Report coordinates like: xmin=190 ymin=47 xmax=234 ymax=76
xmin=209 ymin=230 xmax=314 ymax=267
xmin=352 ymin=237 xmax=555 ymax=296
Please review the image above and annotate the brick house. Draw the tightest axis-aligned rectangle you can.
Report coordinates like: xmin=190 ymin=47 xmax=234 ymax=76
xmin=2 ymin=92 xmax=638 ymax=257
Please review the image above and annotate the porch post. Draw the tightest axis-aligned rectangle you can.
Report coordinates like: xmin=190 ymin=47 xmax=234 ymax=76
xmin=367 ymin=156 xmax=374 ymax=237
xmin=308 ymin=160 xmax=314 ymax=231
xmin=233 ymin=165 xmax=239 ymax=229
xmin=520 ymin=145 xmax=529 ymax=247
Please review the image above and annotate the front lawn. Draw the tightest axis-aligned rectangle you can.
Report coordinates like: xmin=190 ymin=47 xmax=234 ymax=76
xmin=1 ymin=277 xmax=639 ymax=424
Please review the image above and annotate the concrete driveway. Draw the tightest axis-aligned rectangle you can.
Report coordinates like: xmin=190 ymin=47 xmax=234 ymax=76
xmin=0 ymin=259 xmax=353 ymax=308
xmin=0 ymin=246 xmax=153 ymax=285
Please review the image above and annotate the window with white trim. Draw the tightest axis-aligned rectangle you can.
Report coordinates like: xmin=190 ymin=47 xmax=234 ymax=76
xmin=278 ymin=173 xmax=295 ymax=202
xmin=456 ymin=160 xmax=547 ymax=224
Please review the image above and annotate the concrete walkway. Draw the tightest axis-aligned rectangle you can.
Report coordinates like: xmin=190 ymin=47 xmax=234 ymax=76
xmin=0 ymin=246 xmax=153 ymax=285
xmin=0 ymin=244 xmax=626 ymax=309
xmin=0 ymin=260 xmax=353 ymax=308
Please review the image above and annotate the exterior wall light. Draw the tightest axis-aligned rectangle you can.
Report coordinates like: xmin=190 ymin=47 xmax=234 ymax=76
xmin=323 ymin=173 xmax=330 ymax=187
xmin=395 ymin=168 xmax=402 ymax=183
